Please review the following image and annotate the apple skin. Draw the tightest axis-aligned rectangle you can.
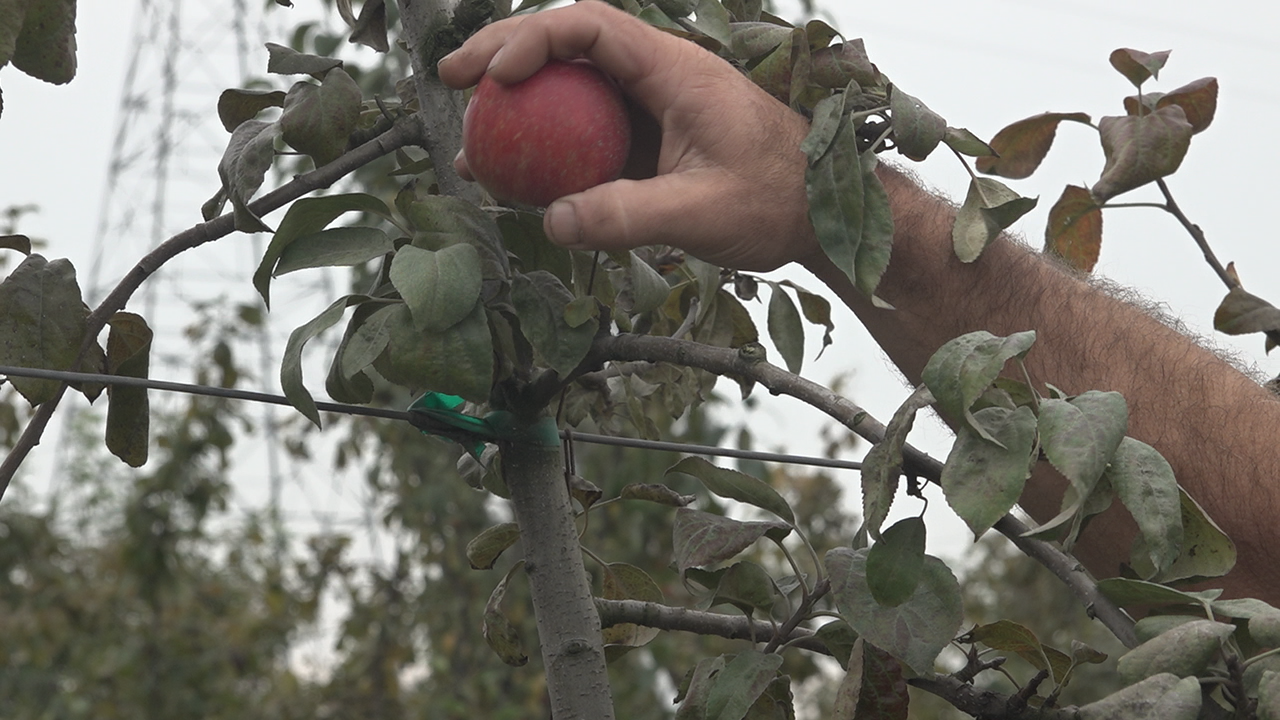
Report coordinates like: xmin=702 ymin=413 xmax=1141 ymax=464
xmin=462 ymin=59 xmax=632 ymax=208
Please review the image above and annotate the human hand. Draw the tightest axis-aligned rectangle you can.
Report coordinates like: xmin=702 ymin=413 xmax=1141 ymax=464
xmin=437 ymin=0 xmax=819 ymax=272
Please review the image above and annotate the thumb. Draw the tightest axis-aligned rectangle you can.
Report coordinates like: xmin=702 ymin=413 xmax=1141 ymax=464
xmin=544 ymin=170 xmax=756 ymax=266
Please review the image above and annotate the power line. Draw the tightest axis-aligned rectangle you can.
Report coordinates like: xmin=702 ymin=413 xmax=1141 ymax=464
xmin=0 ymin=365 xmax=863 ymax=473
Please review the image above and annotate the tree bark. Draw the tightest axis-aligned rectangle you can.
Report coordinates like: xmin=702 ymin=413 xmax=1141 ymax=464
xmin=502 ymin=436 xmax=616 ymax=720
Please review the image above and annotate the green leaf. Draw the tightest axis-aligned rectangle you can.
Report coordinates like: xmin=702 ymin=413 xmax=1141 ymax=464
xmin=325 ymin=303 xmax=390 ymax=404
xmin=942 ymin=127 xmax=996 ymax=157
xmin=965 ymin=620 xmax=1054 ymax=679
xmin=710 ymin=561 xmax=777 ymax=616
xmin=866 ymin=517 xmax=926 ymax=607
xmin=254 ymin=192 xmax=393 ymax=308
xmin=676 ymin=657 xmax=726 ymax=720
xmin=1096 ymin=577 xmax=1221 ymax=609
xmin=1214 ymin=286 xmax=1280 ymax=352
xmin=704 ymin=651 xmax=784 ymax=720
xmin=800 ymin=85 xmax=848 ymax=160
xmin=483 ymin=563 xmax=529 ymax=667
xmin=805 ymin=116 xmax=894 ymax=300
xmin=401 ymin=192 xmax=511 ymax=282
xmin=466 ymin=522 xmax=521 ymax=570
xmin=1037 ymin=391 xmax=1128 ymax=498
xmin=848 ymin=642 xmax=909 ymax=720
xmin=265 ymin=42 xmax=343 ymax=75
xmin=10 ymin=0 xmax=76 ymax=85
xmin=104 ymin=312 xmax=152 ymax=468
xmin=611 ymin=250 xmax=671 ymax=315
xmin=809 ymin=39 xmax=880 ymax=89
xmin=1260 ymin=671 xmax=1280 ymax=720
xmin=747 ymin=27 xmax=803 ymax=104
xmin=672 ymin=508 xmax=791 ymax=573
xmin=217 ymin=88 xmax=287 ymax=132
xmin=273 ymin=226 xmax=394 ymax=276
xmin=688 ymin=0 xmax=732 ymax=48
xmin=921 ymin=330 xmax=1036 ymax=445
xmin=281 ymin=294 xmax=372 ymax=427
xmin=1078 ymin=674 xmax=1200 ymax=720
xmin=1109 ymin=48 xmax=1170 ymax=88
xmin=1044 ymin=184 xmax=1103 ymax=273
xmin=826 ymin=547 xmax=963 ymax=675
xmin=373 ymin=302 xmax=494 ymax=403
xmin=497 ymin=210 xmax=573 ymax=286
xmin=0 ymin=254 xmax=86 ymax=406
xmin=889 ymin=85 xmax=946 ymax=161
xmin=766 ymin=282 xmax=804 ymax=374
xmin=1092 ymin=106 xmax=1193 ymax=202
xmin=1134 ymin=615 xmax=1200 ymax=644
xmin=1136 ymin=487 xmax=1236 ymax=583
xmin=1106 ymin=437 xmax=1182 ymax=576
xmin=602 ymin=562 xmax=665 ymax=648
xmin=216 ymin=119 xmax=280 ymax=233
xmin=280 ymin=68 xmax=363 ymax=167
xmin=1116 ymin=620 xmax=1234 ymax=685
xmin=390 ymin=243 xmax=483 ymax=333
xmin=860 ymin=384 xmax=934 ymax=538
xmin=667 ymin=456 xmax=794 ymax=524
xmin=781 ymin=280 xmax=834 ymax=355
xmin=952 ymin=177 xmax=1037 ymax=262
xmin=975 ymin=112 xmax=1091 ymax=179
xmin=815 ymin=621 xmax=860 ymax=671
xmin=510 ymin=271 xmax=598 ymax=377
xmin=730 ymin=22 xmax=791 ymax=60
xmin=941 ymin=405 xmax=1037 ymax=537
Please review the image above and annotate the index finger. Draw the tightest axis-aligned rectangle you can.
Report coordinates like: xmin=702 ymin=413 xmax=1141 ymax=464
xmin=436 ymin=1 xmax=729 ymax=120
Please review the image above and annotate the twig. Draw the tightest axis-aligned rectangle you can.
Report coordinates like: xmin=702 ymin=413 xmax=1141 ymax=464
xmin=592 ymin=333 xmax=1140 ymax=648
xmin=1155 ymin=178 xmax=1236 ymax=291
xmin=764 ymin=578 xmax=830 ymax=654
xmin=595 ymin=598 xmax=831 ymax=655
xmin=908 ymin=674 xmax=1080 ymax=720
xmin=0 ymin=117 xmax=423 ymax=499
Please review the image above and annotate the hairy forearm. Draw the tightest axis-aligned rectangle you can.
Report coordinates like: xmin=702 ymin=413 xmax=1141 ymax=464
xmin=804 ymin=164 xmax=1280 ymax=601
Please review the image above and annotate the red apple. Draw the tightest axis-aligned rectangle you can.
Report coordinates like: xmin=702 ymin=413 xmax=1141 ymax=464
xmin=462 ymin=59 xmax=632 ymax=208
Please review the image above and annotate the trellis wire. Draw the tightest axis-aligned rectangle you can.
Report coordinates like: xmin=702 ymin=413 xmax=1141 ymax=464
xmin=0 ymin=365 xmax=862 ymax=472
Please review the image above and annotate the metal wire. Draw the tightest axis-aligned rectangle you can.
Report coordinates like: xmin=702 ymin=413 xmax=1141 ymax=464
xmin=0 ymin=365 xmax=861 ymax=472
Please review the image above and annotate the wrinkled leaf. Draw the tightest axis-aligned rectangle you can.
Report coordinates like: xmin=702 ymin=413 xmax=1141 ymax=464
xmin=889 ymin=85 xmax=946 ymax=161
xmin=483 ymin=564 xmax=529 ymax=667
xmin=810 ymin=40 xmax=880 ymax=88
xmin=511 ymin=271 xmax=598 ymax=377
xmin=0 ymin=234 xmax=31 ymax=255
xmin=621 ymin=483 xmax=697 ymax=507
xmin=965 ymin=620 xmax=1054 ymax=679
xmin=672 ymin=508 xmax=791 ymax=573
xmin=347 ymin=0 xmax=388 ymax=52
xmin=280 ymin=68 xmax=363 ymax=167
xmin=1044 ymin=184 xmax=1103 ymax=272
xmin=1125 ymin=78 xmax=1218 ymax=135
xmin=467 ymin=522 xmax=521 ymax=570
xmin=826 ymin=547 xmax=963 ymax=674
xmin=217 ymin=88 xmax=287 ymax=132
xmin=952 ymin=177 xmax=1037 ymax=262
xmin=103 ymin=312 xmax=152 ymax=468
xmin=602 ymin=562 xmax=664 ymax=648
xmin=0 ymin=254 xmax=86 ymax=406
xmin=1109 ymin=48 xmax=1170 ymax=88
xmin=941 ymin=405 xmax=1037 ymax=537
xmin=10 ymin=0 xmax=76 ymax=85
xmin=943 ymin=127 xmax=995 ymax=157
xmin=265 ymin=42 xmax=343 ymax=75
xmin=866 ymin=516 xmax=925 ymax=607
xmin=281 ymin=294 xmax=372 ymax=427
xmin=1214 ymin=286 xmax=1280 ymax=352
xmin=861 ymin=384 xmax=934 ymax=537
xmin=373 ymin=302 xmax=493 ymax=403
xmin=976 ymin=112 xmax=1091 ymax=179
xmin=217 ymin=119 xmax=280 ymax=233
xmin=1092 ymin=106 xmax=1193 ymax=202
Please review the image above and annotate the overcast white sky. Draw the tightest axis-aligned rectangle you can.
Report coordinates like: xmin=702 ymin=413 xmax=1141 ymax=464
xmin=1 ymin=0 xmax=1278 ymax=559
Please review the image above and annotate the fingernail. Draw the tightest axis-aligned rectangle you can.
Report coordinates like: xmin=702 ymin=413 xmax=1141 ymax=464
xmin=438 ymin=49 xmax=457 ymax=68
xmin=545 ymin=200 xmax=580 ymax=246
xmin=486 ymin=47 xmax=507 ymax=74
